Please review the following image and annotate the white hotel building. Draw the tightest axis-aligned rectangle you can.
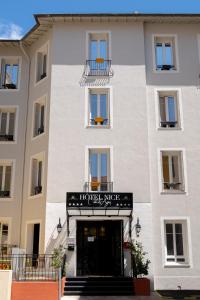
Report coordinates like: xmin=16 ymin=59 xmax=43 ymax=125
xmin=0 ymin=13 xmax=200 ymax=290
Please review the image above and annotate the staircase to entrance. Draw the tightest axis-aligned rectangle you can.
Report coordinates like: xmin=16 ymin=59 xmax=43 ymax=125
xmin=63 ymin=277 xmax=134 ymax=296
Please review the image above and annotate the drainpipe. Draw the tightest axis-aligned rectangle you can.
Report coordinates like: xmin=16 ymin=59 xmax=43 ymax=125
xmin=18 ymin=41 xmax=31 ymax=249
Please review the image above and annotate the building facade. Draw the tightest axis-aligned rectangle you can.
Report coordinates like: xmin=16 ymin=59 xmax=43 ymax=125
xmin=0 ymin=13 xmax=200 ymax=290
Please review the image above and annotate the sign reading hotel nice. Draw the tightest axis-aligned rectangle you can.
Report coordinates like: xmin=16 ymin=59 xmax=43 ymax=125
xmin=66 ymin=192 xmax=133 ymax=209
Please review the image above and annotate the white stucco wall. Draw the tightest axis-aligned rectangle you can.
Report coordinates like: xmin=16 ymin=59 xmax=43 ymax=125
xmin=0 ymin=270 xmax=12 ymax=300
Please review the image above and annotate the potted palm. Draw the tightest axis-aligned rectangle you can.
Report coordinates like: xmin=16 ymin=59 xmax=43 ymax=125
xmin=128 ymin=241 xmax=151 ymax=295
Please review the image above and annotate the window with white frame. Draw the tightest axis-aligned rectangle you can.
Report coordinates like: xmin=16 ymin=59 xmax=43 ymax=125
xmin=0 ymin=57 xmax=20 ymax=89
xmin=154 ymin=36 xmax=177 ymax=71
xmin=161 ymin=151 xmax=184 ymax=192
xmin=33 ymin=100 xmax=45 ymax=137
xmin=164 ymin=220 xmax=188 ymax=264
xmin=36 ymin=44 xmax=48 ymax=82
xmin=0 ymin=107 xmax=16 ymax=141
xmin=0 ymin=222 xmax=9 ymax=254
xmin=88 ymin=89 xmax=110 ymax=126
xmin=158 ymin=92 xmax=180 ymax=128
xmin=30 ymin=156 xmax=43 ymax=196
xmin=89 ymin=33 xmax=109 ymax=61
xmin=86 ymin=149 xmax=111 ymax=192
xmin=0 ymin=162 xmax=12 ymax=198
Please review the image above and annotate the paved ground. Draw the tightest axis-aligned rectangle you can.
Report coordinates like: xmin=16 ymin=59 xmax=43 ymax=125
xmin=61 ymin=292 xmax=162 ymax=300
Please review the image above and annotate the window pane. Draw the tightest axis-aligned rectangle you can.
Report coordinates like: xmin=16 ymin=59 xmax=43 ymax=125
xmin=100 ymin=94 xmax=107 ymax=122
xmin=90 ymin=94 xmax=97 ymax=123
xmin=175 ymin=223 xmax=182 ymax=234
xmin=166 ymin=233 xmax=174 ymax=255
xmin=38 ymin=161 xmax=42 ymax=187
xmin=101 ymin=153 xmax=107 ymax=182
xmin=12 ymin=64 xmax=19 ymax=85
xmin=90 ymin=40 xmax=98 ymax=60
xmin=176 ymin=233 xmax=184 ymax=256
xmin=167 ymin=97 xmax=176 ymax=122
xmin=0 ymin=166 xmax=3 ymax=190
xmin=34 ymin=103 xmax=40 ymax=136
xmin=99 ymin=40 xmax=107 ymax=59
xmin=40 ymin=105 xmax=45 ymax=129
xmin=1 ymin=113 xmax=7 ymax=135
xmin=4 ymin=166 xmax=11 ymax=192
xmin=90 ymin=153 xmax=98 ymax=181
xmin=166 ymin=223 xmax=173 ymax=234
xmin=165 ymin=43 xmax=173 ymax=66
xmin=156 ymin=43 xmax=163 ymax=68
xmin=2 ymin=224 xmax=8 ymax=244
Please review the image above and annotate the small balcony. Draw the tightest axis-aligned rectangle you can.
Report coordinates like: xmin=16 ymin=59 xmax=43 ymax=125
xmin=0 ymin=134 xmax=14 ymax=141
xmin=84 ymin=182 xmax=113 ymax=192
xmin=163 ymin=182 xmax=184 ymax=191
xmin=83 ymin=59 xmax=113 ymax=77
xmin=160 ymin=121 xmax=177 ymax=128
xmin=0 ymin=190 xmax=10 ymax=198
xmin=0 ymin=244 xmax=15 ymax=255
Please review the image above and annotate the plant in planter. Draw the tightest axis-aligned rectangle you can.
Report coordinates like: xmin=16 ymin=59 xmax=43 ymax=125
xmin=52 ymin=245 xmax=66 ymax=277
xmin=128 ymin=241 xmax=151 ymax=295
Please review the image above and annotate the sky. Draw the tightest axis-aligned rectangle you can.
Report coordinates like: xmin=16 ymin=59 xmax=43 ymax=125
xmin=1 ymin=0 xmax=200 ymax=39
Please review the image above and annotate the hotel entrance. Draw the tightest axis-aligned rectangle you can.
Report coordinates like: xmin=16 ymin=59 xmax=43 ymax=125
xmin=77 ymin=220 xmax=123 ymax=276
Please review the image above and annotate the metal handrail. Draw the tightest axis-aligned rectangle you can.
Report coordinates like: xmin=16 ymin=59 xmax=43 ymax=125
xmin=84 ymin=181 xmax=113 ymax=192
xmin=84 ymin=60 xmax=113 ymax=77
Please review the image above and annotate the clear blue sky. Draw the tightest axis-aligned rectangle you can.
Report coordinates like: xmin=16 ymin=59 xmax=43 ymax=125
xmin=1 ymin=0 xmax=200 ymax=39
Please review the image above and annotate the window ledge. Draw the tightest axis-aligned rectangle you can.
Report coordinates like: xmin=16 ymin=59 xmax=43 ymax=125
xmin=0 ymin=89 xmax=20 ymax=92
xmin=28 ymin=193 xmax=43 ymax=200
xmin=0 ymin=141 xmax=16 ymax=145
xmin=32 ymin=132 xmax=46 ymax=141
xmin=161 ymin=191 xmax=186 ymax=195
xmin=86 ymin=125 xmax=111 ymax=129
xmin=0 ymin=197 xmax=13 ymax=201
xmin=35 ymin=75 xmax=48 ymax=87
xmin=153 ymin=70 xmax=179 ymax=74
xmin=157 ymin=127 xmax=182 ymax=131
xmin=164 ymin=264 xmax=190 ymax=268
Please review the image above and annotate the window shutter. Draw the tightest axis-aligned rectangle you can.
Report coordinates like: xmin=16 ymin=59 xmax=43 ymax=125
xmin=38 ymin=161 xmax=42 ymax=187
xmin=0 ymin=59 xmax=6 ymax=87
xmin=2 ymin=224 xmax=8 ymax=244
xmin=37 ymin=53 xmax=43 ymax=80
xmin=8 ymin=113 xmax=15 ymax=136
xmin=162 ymin=155 xmax=170 ymax=183
xmin=159 ymin=97 xmax=166 ymax=122
xmin=1 ymin=113 xmax=7 ymax=135
xmin=43 ymin=54 xmax=47 ymax=74
xmin=31 ymin=159 xmax=38 ymax=194
xmin=40 ymin=105 xmax=45 ymax=129
xmin=172 ymin=156 xmax=179 ymax=183
xmin=4 ymin=166 xmax=11 ymax=193
xmin=34 ymin=104 xmax=40 ymax=136
xmin=0 ymin=166 xmax=3 ymax=190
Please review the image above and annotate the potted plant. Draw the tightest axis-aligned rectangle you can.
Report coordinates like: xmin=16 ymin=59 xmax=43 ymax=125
xmin=128 ymin=241 xmax=151 ymax=296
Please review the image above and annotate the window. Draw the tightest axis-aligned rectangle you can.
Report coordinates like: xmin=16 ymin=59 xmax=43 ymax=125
xmin=0 ymin=107 xmax=16 ymax=141
xmin=158 ymin=92 xmax=180 ymax=128
xmin=161 ymin=151 xmax=184 ymax=192
xmin=33 ymin=101 xmax=45 ymax=137
xmin=0 ymin=162 xmax=12 ymax=198
xmin=0 ymin=222 xmax=9 ymax=254
xmin=85 ymin=33 xmax=112 ymax=77
xmin=164 ymin=220 xmax=188 ymax=265
xmin=88 ymin=89 xmax=110 ymax=126
xmin=36 ymin=44 xmax=48 ymax=82
xmin=86 ymin=149 xmax=112 ymax=192
xmin=154 ymin=36 xmax=177 ymax=71
xmin=0 ymin=57 xmax=20 ymax=89
xmin=30 ymin=156 xmax=43 ymax=196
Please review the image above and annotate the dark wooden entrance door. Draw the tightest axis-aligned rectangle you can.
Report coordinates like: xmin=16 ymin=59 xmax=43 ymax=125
xmin=77 ymin=221 xmax=123 ymax=276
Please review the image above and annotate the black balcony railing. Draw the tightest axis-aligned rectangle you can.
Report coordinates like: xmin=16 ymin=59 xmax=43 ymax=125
xmin=0 ymin=254 xmax=61 ymax=281
xmin=160 ymin=121 xmax=178 ymax=128
xmin=0 ymin=190 xmax=10 ymax=197
xmin=84 ymin=182 xmax=113 ymax=192
xmin=163 ymin=182 xmax=184 ymax=191
xmin=0 ymin=134 xmax=14 ymax=141
xmin=84 ymin=60 xmax=113 ymax=77
xmin=156 ymin=64 xmax=175 ymax=71
xmin=0 ymin=244 xmax=15 ymax=255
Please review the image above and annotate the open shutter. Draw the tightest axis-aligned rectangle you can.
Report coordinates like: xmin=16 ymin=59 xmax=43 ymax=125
xmin=8 ymin=113 xmax=15 ymax=136
xmin=159 ymin=97 xmax=166 ymax=123
xmin=40 ymin=105 xmax=45 ymax=130
xmin=34 ymin=104 xmax=40 ymax=136
xmin=31 ymin=159 xmax=38 ymax=195
xmin=4 ymin=166 xmax=11 ymax=194
xmin=1 ymin=113 xmax=7 ymax=135
xmin=0 ymin=59 xmax=6 ymax=88
xmin=38 ymin=161 xmax=42 ymax=187
xmin=162 ymin=155 xmax=170 ymax=184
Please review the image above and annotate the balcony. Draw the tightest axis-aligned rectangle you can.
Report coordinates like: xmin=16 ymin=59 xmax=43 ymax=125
xmin=84 ymin=182 xmax=113 ymax=192
xmin=0 ymin=244 xmax=16 ymax=255
xmin=83 ymin=59 xmax=113 ymax=77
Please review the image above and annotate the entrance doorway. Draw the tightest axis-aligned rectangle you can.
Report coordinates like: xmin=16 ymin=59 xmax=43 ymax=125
xmin=26 ymin=223 xmax=40 ymax=255
xmin=77 ymin=220 xmax=123 ymax=276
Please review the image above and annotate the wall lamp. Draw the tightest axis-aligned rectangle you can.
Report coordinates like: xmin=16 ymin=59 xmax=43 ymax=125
xmin=57 ymin=218 xmax=62 ymax=234
xmin=135 ymin=217 xmax=142 ymax=237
